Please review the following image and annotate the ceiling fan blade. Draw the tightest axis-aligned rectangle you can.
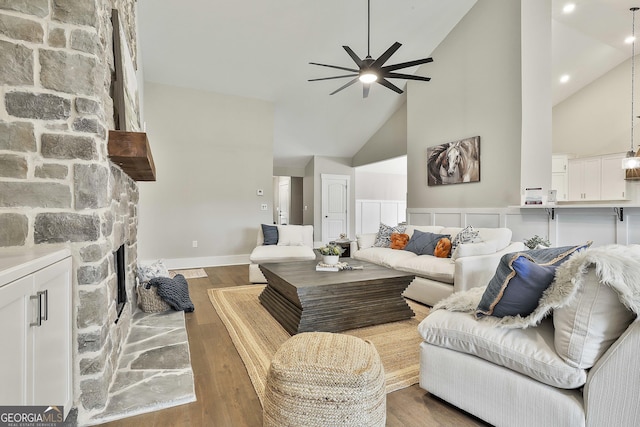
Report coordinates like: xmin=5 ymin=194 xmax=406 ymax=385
xmin=309 ymin=62 xmax=359 ymax=73
xmin=308 ymin=74 xmax=358 ymax=82
xmin=363 ymin=83 xmax=370 ymax=98
xmin=382 ymin=57 xmax=433 ymax=72
xmin=384 ymin=72 xmax=431 ymax=81
xmin=376 ymin=78 xmax=404 ymax=94
xmin=342 ymin=45 xmax=363 ymax=66
xmin=371 ymin=42 xmax=402 ymax=68
xmin=330 ymin=77 xmax=359 ymax=95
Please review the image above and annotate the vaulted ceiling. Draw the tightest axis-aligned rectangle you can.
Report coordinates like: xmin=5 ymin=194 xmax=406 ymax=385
xmin=138 ymin=0 xmax=638 ymax=169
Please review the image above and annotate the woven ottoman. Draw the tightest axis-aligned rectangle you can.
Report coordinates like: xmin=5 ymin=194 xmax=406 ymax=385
xmin=263 ymin=332 xmax=386 ymax=427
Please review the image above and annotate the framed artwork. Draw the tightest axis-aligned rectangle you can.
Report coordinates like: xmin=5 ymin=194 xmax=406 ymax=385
xmin=112 ymin=9 xmax=141 ymax=132
xmin=427 ymin=136 xmax=480 ymax=186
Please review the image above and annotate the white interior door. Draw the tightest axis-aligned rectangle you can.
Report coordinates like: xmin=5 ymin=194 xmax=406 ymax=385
xmin=278 ymin=177 xmax=290 ymax=224
xmin=321 ymin=174 xmax=350 ymax=243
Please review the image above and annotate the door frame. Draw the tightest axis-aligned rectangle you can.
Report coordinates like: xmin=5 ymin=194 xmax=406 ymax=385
xmin=321 ymin=173 xmax=351 ymax=243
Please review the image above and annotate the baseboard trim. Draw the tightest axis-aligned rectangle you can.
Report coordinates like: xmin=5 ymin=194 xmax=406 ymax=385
xmin=141 ymin=254 xmax=250 ymax=270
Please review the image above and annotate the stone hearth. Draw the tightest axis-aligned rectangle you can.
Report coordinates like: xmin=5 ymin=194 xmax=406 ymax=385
xmin=88 ymin=310 xmax=196 ymax=425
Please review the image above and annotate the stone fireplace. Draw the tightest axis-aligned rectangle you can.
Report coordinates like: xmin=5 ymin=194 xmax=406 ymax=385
xmin=0 ymin=0 xmax=141 ymax=423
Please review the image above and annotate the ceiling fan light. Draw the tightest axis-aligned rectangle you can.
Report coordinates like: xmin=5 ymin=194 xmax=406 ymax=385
xmin=359 ymin=71 xmax=377 ymax=84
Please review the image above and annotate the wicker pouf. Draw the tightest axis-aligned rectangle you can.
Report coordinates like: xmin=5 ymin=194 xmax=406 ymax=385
xmin=263 ymin=332 xmax=386 ymax=427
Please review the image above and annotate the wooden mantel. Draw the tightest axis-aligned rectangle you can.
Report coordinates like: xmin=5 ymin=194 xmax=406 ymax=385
xmin=107 ymin=130 xmax=156 ymax=181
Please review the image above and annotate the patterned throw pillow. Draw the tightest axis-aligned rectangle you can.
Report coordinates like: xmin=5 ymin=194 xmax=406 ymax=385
xmin=449 ymin=225 xmax=481 ymax=257
xmin=137 ymin=260 xmax=170 ymax=284
xmin=373 ymin=223 xmax=407 ymax=248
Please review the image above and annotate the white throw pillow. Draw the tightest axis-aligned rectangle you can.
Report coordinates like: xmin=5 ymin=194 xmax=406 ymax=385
xmin=137 ymin=260 xmax=170 ymax=283
xmin=451 ymin=240 xmax=497 ymax=260
xmin=356 ymin=233 xmax=377 ymax=250
xmin=277 ymin=225 xmax=305 ymax=246
xmin=554 ymin=269 xmax=635 ymax=369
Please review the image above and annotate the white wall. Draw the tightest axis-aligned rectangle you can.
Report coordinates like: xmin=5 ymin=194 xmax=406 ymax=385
xmin=406 ymin=0 xmax=523 ymax=209
xmin=352 ymin=103 xmax=407 ymax=167
xmin=138 ymin=82 xmax=274 ymax=267
xmin=355 ymin=172 xmax=406 ymax=200
xmin=521 ymin=0 xmax=552 ymax=202
xmin=553 ymin=57 xmax=632 ymax=157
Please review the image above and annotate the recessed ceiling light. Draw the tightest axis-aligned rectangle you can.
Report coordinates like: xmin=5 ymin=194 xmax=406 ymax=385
xmin=563 ymin=3 xmax=576 ymax=14
xmin=560 ymin=74 xmax=570 ymax=84
xmin=626 ymin=35 xmax=636 ymax=44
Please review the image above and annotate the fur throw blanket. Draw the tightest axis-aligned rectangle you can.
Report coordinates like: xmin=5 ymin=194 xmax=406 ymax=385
xmin=433 ymin=244 xmax=640 ymax=328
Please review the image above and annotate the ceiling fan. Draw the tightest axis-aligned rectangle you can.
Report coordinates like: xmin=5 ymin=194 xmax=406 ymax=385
xmin=309 ymin=0 xmax=433 ymax=98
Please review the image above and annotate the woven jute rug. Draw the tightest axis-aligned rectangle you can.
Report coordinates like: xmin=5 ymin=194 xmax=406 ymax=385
xmin=208 ymin=285 xmax=429 ymax=406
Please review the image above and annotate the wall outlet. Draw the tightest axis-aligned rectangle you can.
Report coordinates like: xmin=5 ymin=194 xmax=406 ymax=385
xmin=192 ymin=240 xmax=198 ymax=248
xmin=257 ymin=189 xmax=264 ymax=196
xmin=261 ymin=203 xmax=268 ymax=211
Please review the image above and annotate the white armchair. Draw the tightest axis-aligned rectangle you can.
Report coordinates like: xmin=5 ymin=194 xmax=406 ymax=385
xmin=249 ymin=225 xmax=316 ymax=283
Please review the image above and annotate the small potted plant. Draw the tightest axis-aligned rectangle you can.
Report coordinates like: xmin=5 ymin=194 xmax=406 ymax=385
xmin=524 ymin=235 xmax=551 ymax=250
xmin=318 ymin=244 xmax=344 ymax=265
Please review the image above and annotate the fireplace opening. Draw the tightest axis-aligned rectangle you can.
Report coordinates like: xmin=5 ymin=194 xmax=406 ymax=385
xmin=114 ymin=244 xmax=127 ymax=323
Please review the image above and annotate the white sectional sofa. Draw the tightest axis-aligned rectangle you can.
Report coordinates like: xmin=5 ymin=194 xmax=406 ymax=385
xmin=249 ymin=224 xmax=316 ymax=283
xmin=418 ymin=245 xmax=640 ymax=427
xmin=353 ymin=225 xmax=525 ymax=306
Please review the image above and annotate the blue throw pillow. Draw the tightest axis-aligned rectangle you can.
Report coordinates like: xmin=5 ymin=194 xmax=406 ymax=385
xmin=262 ymin=224 xmax=278 ymax=245
xmin=476 ymin=242 xmax=592 ymax=318
xmin=404 ymin=230 xmax=450 ymax=256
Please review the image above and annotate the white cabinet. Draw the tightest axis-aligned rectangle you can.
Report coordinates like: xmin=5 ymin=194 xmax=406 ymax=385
xmin=566 ymin=153 xmax=628 ymax=202
xmin=551 ymin=155 xmax=568 ymax=201
xmin=568 ymin=157 xmax=601 ymax=201
xmin=601 ymin=153 xmax=628 ymax=200
xmin=0 ymin=248 xmax=72 ymax=419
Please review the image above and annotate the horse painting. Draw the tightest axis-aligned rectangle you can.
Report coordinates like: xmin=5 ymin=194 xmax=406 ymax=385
xmin=427 ymin=137 xmax=480 ymax=186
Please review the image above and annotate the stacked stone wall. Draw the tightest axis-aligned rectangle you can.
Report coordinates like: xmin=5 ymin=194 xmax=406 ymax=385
xmin=0 ymin=0 xmax=140 ymax=421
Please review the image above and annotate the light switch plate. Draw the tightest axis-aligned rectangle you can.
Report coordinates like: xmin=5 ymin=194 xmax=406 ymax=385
xmin=257 ymin=189 xmax=264 ymax=196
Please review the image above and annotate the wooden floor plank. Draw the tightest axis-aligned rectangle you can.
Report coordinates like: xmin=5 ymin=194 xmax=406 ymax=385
xmin=97 ymin=265 xmax=488 ymax=427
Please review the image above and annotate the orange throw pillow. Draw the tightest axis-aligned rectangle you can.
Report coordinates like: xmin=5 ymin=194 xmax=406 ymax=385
xmin=434 ymin=237 xmax=452 ymax=258
xmin=390 ymin=233 xmax=410 ymax=250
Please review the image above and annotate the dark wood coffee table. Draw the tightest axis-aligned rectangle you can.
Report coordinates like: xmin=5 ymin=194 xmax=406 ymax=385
xmin=258 ymin=259 xmax=415 ymax=335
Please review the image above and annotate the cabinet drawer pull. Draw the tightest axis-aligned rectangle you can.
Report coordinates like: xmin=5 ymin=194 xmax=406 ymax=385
xmin=30 ymin=293 xmax=41 ymax=327
xmin=29 ymin=290 xmax=47 ymax=327
xmin=42 ymin=289 xmax=48 ymax=322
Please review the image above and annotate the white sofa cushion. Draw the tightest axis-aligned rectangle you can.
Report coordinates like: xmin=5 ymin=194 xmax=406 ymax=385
xmin=395 ymin=255 xmax=455 ymax=284
xmin=476 ymin=227 xmax=512 ymax=251
xmin=356 ymin=233 xmax=377 ymax=250
xmin=276 ymin=224 xmax=313 ymax=247
xmin=442 ymin=227 xmax=512 ymax=258
xmin=419 ymin=310 xmax=587 ymax=389
xmin=249 ymin=245 xmax=316 ymax=263
xmin=451 ymin=240 xmax=498 ymax=259
xmin=554 ymin=269 xmax=635 ymax=369
xmin=352 ymin=247 xmax=416 ymax=268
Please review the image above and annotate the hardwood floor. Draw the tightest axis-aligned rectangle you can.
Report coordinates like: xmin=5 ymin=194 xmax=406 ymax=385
xmin=98 ymin=265 xmax=488 ymax=427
